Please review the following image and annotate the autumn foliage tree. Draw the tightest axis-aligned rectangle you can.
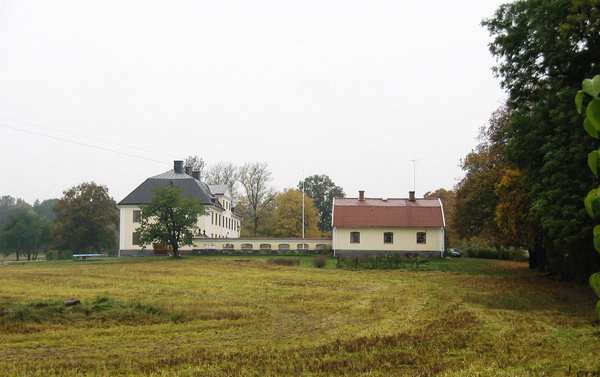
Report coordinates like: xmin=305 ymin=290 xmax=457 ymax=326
xmin=424 ymin=188 xmax=457 ymax=245
xmin=269 ymin=189 xmax=320 ymax=238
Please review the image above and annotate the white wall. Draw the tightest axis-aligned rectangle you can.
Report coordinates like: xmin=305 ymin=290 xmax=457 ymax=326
xmin=118 ymin=203 xmax=241 ymax=251
xmin=332 ymin=227 xmax=445 ymax=253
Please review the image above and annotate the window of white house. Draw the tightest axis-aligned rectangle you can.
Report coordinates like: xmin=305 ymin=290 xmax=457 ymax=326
xmin=297 ymin=243 xmax=308 ymax=250
xmin=260 ymin=243 xmax=271 ymax=250
xmin=350 ymin=232 xmax=360 ymax=243
xmin=417 ymin=232 xmax=427 ymax=244
xmin=241 ymin=243 xmax=253 ymax=251
xmin=384 ymin=232 xmax=393 ymax=244
xmin=133 ymin=210 xmax=141 ymax=223
xmin=132 ymin=231 xmax=141 ymax=245
xmin=222 ymin=243 xmax=234 ymax=250
xmin=278 ymin=244 xmax=290 ymax=251
xmin=315 ymin=244 xmax=328 ymax=250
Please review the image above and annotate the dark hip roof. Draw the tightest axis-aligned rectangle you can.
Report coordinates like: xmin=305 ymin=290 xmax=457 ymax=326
xmin=118 ymin=170 xmax=218 ymax=206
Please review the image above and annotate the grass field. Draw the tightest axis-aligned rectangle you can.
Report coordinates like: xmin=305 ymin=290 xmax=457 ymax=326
xmin=0 ymin=256 xmax=598 ymax=377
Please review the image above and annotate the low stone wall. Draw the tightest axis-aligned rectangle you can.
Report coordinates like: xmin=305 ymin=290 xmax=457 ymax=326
xmin=120 ymin=237 xmax=333 ymax=257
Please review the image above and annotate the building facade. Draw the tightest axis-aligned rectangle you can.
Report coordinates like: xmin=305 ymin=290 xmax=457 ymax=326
xmin=332 ymin=190 xmax=446 ymax=257
xmin=118 ymin=160 xmax=241 ymax=255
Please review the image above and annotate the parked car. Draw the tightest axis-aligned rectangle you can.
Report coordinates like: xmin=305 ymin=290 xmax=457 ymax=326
xmin=447 ymin=248 xmax=462 ymax=258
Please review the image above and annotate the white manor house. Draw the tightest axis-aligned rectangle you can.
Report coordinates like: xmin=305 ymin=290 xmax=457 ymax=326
xmin=118 ymin=160 xmax=241 ymax=255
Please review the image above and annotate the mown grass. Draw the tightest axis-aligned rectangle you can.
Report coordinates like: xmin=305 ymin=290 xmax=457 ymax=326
xmin=0 ymin=256 xmax=598 ymax=376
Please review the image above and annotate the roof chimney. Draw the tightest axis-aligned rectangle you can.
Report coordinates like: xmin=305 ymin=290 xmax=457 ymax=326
xmin=191 ymin=170 xmax=200 ymax=180
xmin=174 ymin=160 xmax=184 ymax=174
xmin=359 ymin=190 xmax=365 ymax=201
xmin=409 ymin=191 xmax=416 ymax=202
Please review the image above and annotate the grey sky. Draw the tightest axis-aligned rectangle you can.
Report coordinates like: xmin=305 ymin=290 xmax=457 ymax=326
xmin=0 ymin=0 xmax=506 ymax=203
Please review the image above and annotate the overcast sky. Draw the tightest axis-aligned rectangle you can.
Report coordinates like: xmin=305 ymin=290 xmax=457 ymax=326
xmin=0 ymin=0 xmax=506 ymax=203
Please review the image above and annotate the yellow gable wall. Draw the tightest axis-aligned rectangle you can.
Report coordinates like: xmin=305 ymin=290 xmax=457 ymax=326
xmin=333 ymin=227 xmax=444 ymax=252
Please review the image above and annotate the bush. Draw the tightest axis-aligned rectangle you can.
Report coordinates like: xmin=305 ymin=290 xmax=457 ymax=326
xmin=267 ymin=258 xmax=300 ymax=267
xmin=336 ymin=255 xmax=429 ymax=270
xmin=313 ymin=255 xmax=327 ymax=268
xmin=461 ymin=246 xmax=527 ymax=261
xmin=45 ymin=250 xmax=73 ymax=260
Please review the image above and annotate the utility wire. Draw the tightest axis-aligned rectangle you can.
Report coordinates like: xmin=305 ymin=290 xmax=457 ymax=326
xmin=0 ymin=123 xmax=170 ymax=166
xmin=0 ymin=117 xmax=179 ymax=159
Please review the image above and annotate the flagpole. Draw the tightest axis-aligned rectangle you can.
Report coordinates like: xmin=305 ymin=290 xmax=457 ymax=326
xmin=302 ymin=180 xmax=305 ymax=239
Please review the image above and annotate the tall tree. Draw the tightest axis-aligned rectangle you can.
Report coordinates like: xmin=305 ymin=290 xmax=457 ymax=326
xmin=424 ymin=188 xmax=457 ymax=245
xmin=269 ymin=189 xmax=320 ymax=238
xmin=0 ymin=209 xmax=51 ymax=261
xmin=206 ymin=162 xmax=239 ymax=199
xmin=137 ymin=186 xmax=204 ymax=258
xmin=483 ymin=0 xmax=600 ymax=280
xmin=238 ymin=162 xmax=275 ymax=236
xmin=53 ymin=182 xmax=118 ymax=253
xmin=0 ymin=195 xmax=30 ymax=228
xmin=453 ymin=107 xmax=510 ymax=244
xmin=297 ymin=175 xmax=344 ymax=232
xmin=33 ymin=198 xmax=58 ymax=222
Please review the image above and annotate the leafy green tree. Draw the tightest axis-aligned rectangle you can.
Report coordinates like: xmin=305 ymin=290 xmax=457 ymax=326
xmin=576 ymin=75 xmax=600 ymax=319
xmin=137 ymin=186 xmax=204 ymax=258
xmin=269 ymin=189 xmax=320 ymax=238
xmin=297 ymin=175 xmax=344 ymax=232
xmin=0 ymin=195 xmax=30 ymax=228
xmin=0 ymin=209 xmax=51 ymax=260
xmin=53 ymin=182 xmax=118 ymax=253
xmin=33 ymin=199 xmax=58 ymax=222
xmin=483 ymin=0 xmax=600 ymax=280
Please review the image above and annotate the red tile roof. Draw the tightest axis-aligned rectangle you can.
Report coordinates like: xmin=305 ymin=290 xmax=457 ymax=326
xmin=333 ymin=198 xmax=444 ymax=228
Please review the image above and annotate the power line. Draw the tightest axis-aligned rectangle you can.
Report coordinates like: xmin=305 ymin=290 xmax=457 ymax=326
xmin=0 ymin=123 xmax=170 ymax=166
xmin=0 ymin=117 xmax=179 ymax=159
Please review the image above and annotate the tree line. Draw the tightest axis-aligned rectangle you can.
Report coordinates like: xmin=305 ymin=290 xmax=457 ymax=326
xmin=426 ymin=0 xmax=600 ymax=283
xmin=183 ymin=156 xmax=344 ymax=237
xmin=0 ymin=183 xmax=117 ymax=260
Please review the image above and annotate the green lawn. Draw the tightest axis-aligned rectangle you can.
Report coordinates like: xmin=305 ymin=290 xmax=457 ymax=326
xmin=0 ymin=256 xmax=598 ymax=376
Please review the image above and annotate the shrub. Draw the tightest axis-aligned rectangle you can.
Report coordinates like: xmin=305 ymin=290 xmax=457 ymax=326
xmin=336 ymin=255 xmax=429 ymax=270
xmin=313 ymin=255 xmax=327 ymax=268
xmin=45 ymin=250 xmax=73 ymax=260
xmin=267 ymin=258 xmax=300 ymax=267
xmin=461 ymin=246 xmax=527 ymax=261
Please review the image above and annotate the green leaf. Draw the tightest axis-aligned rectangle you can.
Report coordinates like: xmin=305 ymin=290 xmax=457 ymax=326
xmin=584 ymin=117 xmax=598 ymax=138
xmin=585 ymin=189 xmax=598 ymax=217
xmin=583 ymin=77 xmax=600 ymax=98
xmin=589 ymin=150 xmax=599 ymax=176
xmin=587 ymin=99 xmax=600 ymax=129
xmin=591 ymin=272 xmax=600 ymax=297
xmin=593 ymin=75 xmax=600 ymax=98
xmin=575 ymin=90 xmax=585 ymax=114
xmin=594 ymin=226 xmax=600 ymax=253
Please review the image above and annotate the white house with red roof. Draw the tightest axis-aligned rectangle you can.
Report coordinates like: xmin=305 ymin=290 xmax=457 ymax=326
xmin=331 ymin=190 xmax=446 ymax=257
